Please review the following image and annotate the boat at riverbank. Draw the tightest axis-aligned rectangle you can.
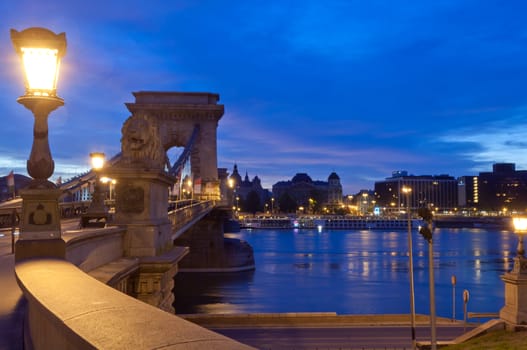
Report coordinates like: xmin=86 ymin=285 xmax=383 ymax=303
xmin=239 ymin=215 xmax=513 ymax=230
xmin=240 ymin=216 xmax=421 ymax=230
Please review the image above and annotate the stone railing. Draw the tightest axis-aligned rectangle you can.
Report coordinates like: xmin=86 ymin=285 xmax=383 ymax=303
xmin=15 ymin=226 xmax=254 ymax=349
xmin=15 ymin=258 xmax=253 ymax=349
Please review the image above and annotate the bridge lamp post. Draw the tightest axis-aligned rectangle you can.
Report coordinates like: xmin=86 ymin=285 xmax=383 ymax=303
xmin=81 ymin=153 xmax=108 ymax=228
xmin=512 ymin=217 xmax=527 ymax=257
xmin=11 ymin=27 xmax=67 ymax=259
xmin=89 ymin=152 xmax=107 ymax=211
xmin=402 ymin=186 xmax=416 ymax=350
xmin=187 ymin=178 xmax=193 ymax=200
xmin=100 ymin=177 xmax=116 ymax=201
xmin=500 ymin=215 xmax=527 ymax=326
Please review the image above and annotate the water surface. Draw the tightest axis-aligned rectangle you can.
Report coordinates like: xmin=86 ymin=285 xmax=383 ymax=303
xmin=174 ymin=227 xmax=516 ymax=319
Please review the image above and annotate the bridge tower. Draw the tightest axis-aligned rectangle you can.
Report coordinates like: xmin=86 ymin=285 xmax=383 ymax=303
xmin=127 ymin=91 xmax=224 ymax=199
xmin=107 ymin=91 xmax=224 ymax=312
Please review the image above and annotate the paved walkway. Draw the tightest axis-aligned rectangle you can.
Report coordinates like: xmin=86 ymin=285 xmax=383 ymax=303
xmin=0 ymin=229 xmax=23 ymax=350
xmin=0 ymin=219 xmax=81 ymax=350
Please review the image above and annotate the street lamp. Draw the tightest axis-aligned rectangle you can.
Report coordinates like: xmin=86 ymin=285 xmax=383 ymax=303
xmin=402 ymin=186 xmax=416 ymax=350
xmin=11 ymin=27 xmax=66 ymax=259
xmin=81 ymin=153 xmax=108 ymax=228
xmin=100 ymin=177 xmax=117 ymax=201
xmin=512 ymin=217 xmax=527 ymax=257
xmin=418 ymin=206 xmax=437 ymax=350
xmin=11 ymin=27 xmax=66 ymax=185
xmin=499 ymin=215 xmax=527 ymax=325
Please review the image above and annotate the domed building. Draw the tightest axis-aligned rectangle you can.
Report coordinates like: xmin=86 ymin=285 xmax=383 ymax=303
xmin=228 ymin=164 xmax=269 ymax=209
xmin=272 ymin=172 xmax=343 ymax=213
xmin=327 ymin=172 xmax=343 ymax=206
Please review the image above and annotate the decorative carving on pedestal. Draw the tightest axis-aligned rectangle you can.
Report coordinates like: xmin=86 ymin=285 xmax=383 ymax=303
xmin=128 ymin=248 xmax=187 ymax=313
xmin=500 ymin=256 xmax=527 ymax=326
xmin=116 ymin=182 xmax=144 ymax=214
xmin=511 ymin=256 xmax=527 ymax=274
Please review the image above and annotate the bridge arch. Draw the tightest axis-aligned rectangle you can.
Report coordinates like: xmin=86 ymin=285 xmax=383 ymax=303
xmin=125 ymin=91 xmax=224 ymax=199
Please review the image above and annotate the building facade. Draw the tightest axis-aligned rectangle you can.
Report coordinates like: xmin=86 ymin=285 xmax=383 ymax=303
xmin=374 ymin=171 xmax=458 ymax=213
xmin=457 ymin=175 xmax=479 ymax=209
xmin=228 ymin=164 xmax=269 ymax=209
xmin=272 ymin=172 xmax=343 ymax=213
xmin=477 ymin=163 xmax=527 ymax=212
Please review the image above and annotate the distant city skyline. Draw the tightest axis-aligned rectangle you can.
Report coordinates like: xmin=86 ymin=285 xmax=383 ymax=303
xmin=1 ymin=1 xmax=527 ymax=194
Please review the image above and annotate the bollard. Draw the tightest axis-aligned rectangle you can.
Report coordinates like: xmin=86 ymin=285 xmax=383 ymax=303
xmin=463 ymin=289 xmax=470 ymax=332
xmin=10 ymin=208 xmax=18 ymax=254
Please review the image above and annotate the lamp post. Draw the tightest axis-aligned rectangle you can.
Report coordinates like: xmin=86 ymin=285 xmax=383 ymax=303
xmin=11 ymin=27 xmax=67 ymax=260
xmin=81 ymin=153 xmax=108 ymax=227
xmin=512 ymin=217 xmax=527 ymax=257
xmin=499 ymin=216 xmax=527 ymax=326
xmin=402 ymin=186 xmax=416 ymax=350
xmin=418 ymin=207 xmax=437 ymax=350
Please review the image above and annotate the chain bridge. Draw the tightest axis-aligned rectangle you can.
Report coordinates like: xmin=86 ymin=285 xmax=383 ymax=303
xmin=7 ymin=91 xmax=256 ymax=349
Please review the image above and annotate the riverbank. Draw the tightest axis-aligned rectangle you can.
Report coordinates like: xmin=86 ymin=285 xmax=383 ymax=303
xmin=180 ymin=312 xmax=458 ymax=328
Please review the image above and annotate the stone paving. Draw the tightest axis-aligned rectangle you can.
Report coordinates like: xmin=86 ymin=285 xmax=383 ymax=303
xmin=0 ymin=229 xmax=23 ymax=350
xmin=0 ymin=219 xmax=80 ymax=350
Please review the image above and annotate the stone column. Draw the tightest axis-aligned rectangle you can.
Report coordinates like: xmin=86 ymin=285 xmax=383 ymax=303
xmin=109 ymin=167 xmax=187 ymax=312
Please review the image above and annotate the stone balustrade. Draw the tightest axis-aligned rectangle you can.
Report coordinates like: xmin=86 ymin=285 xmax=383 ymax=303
xmin=15 ymin=258 xmax=253 ymax=349
xmin=15 ymin=226 xmax=254 ymax=349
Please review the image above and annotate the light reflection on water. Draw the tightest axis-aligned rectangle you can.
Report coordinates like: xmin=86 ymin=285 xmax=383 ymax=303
xmin=174 ymin=228 xmax=516 ymax=319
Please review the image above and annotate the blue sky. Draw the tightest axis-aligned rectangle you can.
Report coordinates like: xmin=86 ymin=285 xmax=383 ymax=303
xmin=1 ymin=1 xmax=527 ymax=193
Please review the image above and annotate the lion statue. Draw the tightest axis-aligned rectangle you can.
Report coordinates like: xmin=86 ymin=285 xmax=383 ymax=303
xmin=120 ymin=114 xmax=166 ymax=170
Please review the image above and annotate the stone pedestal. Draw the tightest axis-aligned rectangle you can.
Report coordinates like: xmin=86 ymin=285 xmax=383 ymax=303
xmin=16 ymin=187 xmax=65 ymax=261
xmin=500 ymin=256 xmax=527 ymax=326
xmin=129 ymin=247 xmax=188 ymax=313
xmin=109 ymin=167 xmax=184 ymax=311
xmin=109 ymin=168 xmax=174 ymax=257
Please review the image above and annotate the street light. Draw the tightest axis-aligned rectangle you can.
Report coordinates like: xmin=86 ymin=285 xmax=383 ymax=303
xmin=512 ymin=217 xmax=527 ymax=257
xmin=81 ymin=153 xmax=108 ymax=228
xmin=100 ymin=177 xmax=117 ymax=201
xmin=418 ymin=206 xmax=437 ymax=350
xmin=11 ymin=27 xmax=66 ymax=185
xmin=11 ymin=27 xmax=66 ymax=258
xmin=402 ymin=186 xmax=416 ymax=350
xmin=499 ymin=215 xmax=527 ymax=325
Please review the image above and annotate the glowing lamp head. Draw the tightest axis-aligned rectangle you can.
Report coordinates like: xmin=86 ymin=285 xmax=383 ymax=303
xmin=11 ymin=27 xmax=66 ymax=97
xmin=90 ymin=152 xmax=105 ymax=171
xmin=513 ymin=217 xmax=527 ymax=233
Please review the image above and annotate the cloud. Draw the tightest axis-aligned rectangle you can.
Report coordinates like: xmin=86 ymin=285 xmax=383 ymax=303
xmin=437 ymin=111 xmax=527 ymax=171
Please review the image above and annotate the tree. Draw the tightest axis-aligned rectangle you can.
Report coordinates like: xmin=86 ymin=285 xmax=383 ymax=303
xmin=278 ymin=192 xmax=297 ymax=213
xmin=245 ymin=190 xmax=262 ymax=215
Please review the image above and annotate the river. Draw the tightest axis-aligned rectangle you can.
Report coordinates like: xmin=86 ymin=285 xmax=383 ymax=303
xmin=174 ymin=227 xmax=517 ymax=320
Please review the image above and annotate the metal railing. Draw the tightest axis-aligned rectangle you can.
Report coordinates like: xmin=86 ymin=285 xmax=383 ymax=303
xmin=168 ymin=200 xmax=215 ymax=239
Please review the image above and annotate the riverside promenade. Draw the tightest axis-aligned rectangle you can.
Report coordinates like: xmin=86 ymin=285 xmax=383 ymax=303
xmin=0 ymin=219 xmax=82 ymax=350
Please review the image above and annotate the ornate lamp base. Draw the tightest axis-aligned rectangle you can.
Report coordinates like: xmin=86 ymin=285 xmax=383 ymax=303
xmin=15 ymin=187 xmax=64 ymax=261
xmin=500 ymin=256 xmax=527 ymax=326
